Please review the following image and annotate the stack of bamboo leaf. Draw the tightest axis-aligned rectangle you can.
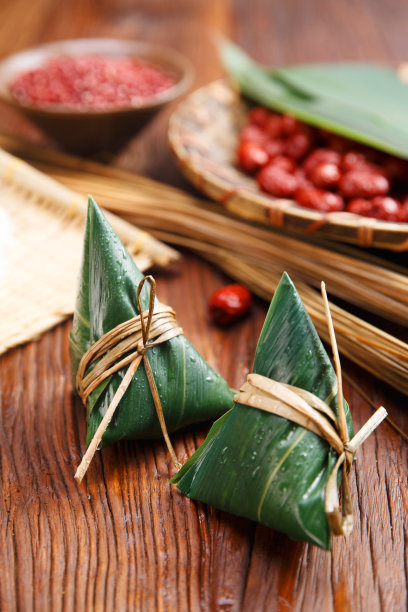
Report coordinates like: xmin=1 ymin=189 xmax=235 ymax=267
xmin=1 ymin=133 xmax=407 ymax=396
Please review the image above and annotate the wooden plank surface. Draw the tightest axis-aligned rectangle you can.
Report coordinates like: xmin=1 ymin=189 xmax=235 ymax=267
xmin=0 ymin=1 xmax=407 ymax=611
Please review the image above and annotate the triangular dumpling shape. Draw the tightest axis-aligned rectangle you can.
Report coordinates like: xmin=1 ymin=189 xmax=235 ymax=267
xmin=171 ymin=273 xmax=354 ymax=550
xmin=70 ymin=197 xmax=234 ymax=448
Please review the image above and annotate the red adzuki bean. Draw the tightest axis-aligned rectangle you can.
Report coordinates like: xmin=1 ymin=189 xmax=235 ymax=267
xmin=304 ymin=149 xmax=341 ymax=176
xmin=294 ymin=168 xmax=312 ymax=190
xmin=296 ymin=187 xmax=344 ymax=212
xmin=264 ymin=115 xmax=283 ymax=138
xmin=264 ymin=139 xmax=286 ymax=158
xmin=309 ymin=162 xmax=341 ymax=189
xmin=208 ymin=284 xmax=252 ymax=326
xmin=370 ymin=196 xmax=402 ymax=221
xmin=239 ymin=124 xmax=267 ymax=145
xmin=268 ymin=155 xmax=297 ymax=173
xmin=10 ymin=54 xmax=175 ymax=110
xmin=339 ymin=170 xmax=389 ymax=198
xmin=280 ymin=114 xmax=301 ymax=135
xmin=341 ymin=151 xmax=368 ymax=172
xmin=346 ymin=198 xmax=373 ymax=216
xmin=236 ymin=106 xmax=408 ymax=222
xmin=257 ymin=165 xmax=298 ymax=198
xmin=285 ymin=131 xmax=313 ymax=159
xmin=237 ymin=141 xmax=269 ymax=173
xmin=248 ymin=106 xmax=270 ymax=128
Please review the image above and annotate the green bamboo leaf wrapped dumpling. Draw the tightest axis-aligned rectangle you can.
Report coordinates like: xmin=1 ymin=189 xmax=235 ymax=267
xmin=70 ymin=197 xmax=234 ymax=450
xmin=171 ymin=273 xmax=354 ymax=550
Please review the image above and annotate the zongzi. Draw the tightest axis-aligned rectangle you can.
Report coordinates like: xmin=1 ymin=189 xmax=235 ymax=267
xmin=70 ymin=197 xmax=234 ymax=478
xmin=171 ymin=273 xmax=386 ymax=549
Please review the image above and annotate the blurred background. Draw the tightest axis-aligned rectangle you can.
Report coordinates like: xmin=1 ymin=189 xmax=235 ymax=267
xmin=1 ymin=0 xmax=407 ymax=183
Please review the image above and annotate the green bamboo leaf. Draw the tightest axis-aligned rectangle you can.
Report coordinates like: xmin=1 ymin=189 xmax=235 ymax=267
xmin=273 ymin=63 xmax=408 ymax=124
xmin=171 ymin=273 xmax=354 ymax=550
xmin=70 ymin=197 xmax=234 ymax=448
xmin=221 ymin=40 xmax=408 ymax=159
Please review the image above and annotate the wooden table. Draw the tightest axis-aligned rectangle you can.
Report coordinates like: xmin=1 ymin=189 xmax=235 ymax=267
xmin=0 ymin=1 xmax=407 ymax=610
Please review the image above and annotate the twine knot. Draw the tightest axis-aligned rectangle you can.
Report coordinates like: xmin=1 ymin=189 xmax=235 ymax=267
xmin=235 ymin=373 xmax=386 ymax=536
xmin=234 ymin=281 xmax=387 ymax=538
xmin=75 ymin=276 xmax=183 ymax=483
xmin=137 ymin=342 xmax=147 ymax=355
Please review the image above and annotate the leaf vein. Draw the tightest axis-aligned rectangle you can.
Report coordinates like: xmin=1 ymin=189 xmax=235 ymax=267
xmin=257 ymin=429 xmax=307 ymax=522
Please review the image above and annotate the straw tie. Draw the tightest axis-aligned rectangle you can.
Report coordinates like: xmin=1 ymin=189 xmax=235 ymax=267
xmin=75 ymin=276 xmax=183 ymax=483
xmin=234 ymin=282 xmax=387 ymax=537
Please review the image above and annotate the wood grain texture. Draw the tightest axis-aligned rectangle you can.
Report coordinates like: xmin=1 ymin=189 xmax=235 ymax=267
xmin=0 ymin=1 xmax=407 ymax=610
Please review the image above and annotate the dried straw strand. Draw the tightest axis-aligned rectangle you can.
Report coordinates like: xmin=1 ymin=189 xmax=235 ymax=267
xmin=1 ymin=133 xmax=407 ymax=396
xmin=53 ymin=183 xmax=408 ymax=326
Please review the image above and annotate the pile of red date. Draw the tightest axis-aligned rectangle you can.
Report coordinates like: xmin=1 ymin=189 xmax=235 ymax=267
xmin=237 ymin=106 xmax=408 ymax=221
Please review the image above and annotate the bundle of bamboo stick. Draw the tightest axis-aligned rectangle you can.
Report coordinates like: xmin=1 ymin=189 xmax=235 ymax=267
xmin=1 ymin=133 xmax=407 ymax=396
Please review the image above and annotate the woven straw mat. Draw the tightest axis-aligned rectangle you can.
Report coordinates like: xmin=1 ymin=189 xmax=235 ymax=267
xmin=0 ymin=148 xmax=178 ymax=355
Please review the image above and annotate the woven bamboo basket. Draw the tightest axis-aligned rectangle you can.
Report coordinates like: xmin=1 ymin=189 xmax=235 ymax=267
xmin=0 ymin=148 xmax=178 ymax=354
xmin=168 ymin=80 xmax=408 ymax=251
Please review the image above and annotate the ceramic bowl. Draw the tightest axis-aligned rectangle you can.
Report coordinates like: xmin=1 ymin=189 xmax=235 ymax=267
xmin=0 ymin=38 xmax=194 ymax=154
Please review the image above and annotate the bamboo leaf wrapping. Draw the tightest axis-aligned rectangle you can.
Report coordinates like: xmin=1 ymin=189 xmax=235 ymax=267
xmin=171 ymin=273 xmax=354 ymax=550
xmin=221 ymin=40 xmax=408 ymax=159
xmin=70 ymin=198 xmax=234 ymax=448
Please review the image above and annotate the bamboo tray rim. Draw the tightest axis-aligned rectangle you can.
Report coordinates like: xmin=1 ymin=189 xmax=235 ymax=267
xmin=168 ymin=80 xmax=408 ymax=251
